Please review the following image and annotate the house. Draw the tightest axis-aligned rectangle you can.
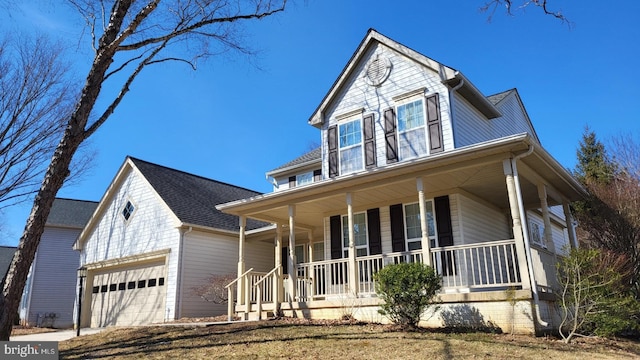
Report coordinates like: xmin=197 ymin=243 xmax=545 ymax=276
xmin=216 ymin=29 xmax=586 ymax=334
xmin=19 ymin=198 xmax=98 ymax=328
xmin=73 ymin=157 xmax=274 ymax=328
xmin=0 ymin=245 xmax=16 ymax=282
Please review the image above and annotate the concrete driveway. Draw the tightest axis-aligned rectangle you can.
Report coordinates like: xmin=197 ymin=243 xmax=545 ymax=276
xmin=10 ymin=328 xmax=105 ymax=342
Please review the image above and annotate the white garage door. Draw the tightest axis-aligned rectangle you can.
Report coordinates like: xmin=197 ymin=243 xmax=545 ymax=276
xmin=90 ymin=260 xmax=167 ymax=327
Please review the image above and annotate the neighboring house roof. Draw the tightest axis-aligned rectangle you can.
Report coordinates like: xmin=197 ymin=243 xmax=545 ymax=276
xmin=0 ymin=246 xmax=16 ymax=279
xmin=129 ymin=157 xmax=267 ymax=231
xmin=46 ymin=198 xmax=99 ymax=228
xmin=267 ymin=147 xmax=321 ymax=176
xmin=487 ymin=89 xmax=515 ymax=105
xmin=309 ymin=28 xmax=500 ymax=127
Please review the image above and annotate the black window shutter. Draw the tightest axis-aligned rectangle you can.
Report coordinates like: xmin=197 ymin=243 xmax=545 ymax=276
xmin=434 ymin=195 xmax=455 ymax=275
xmin=330 ymin=215 xmax=343 ymax=259
xmin=426 ymin=93 xmax=444 ymax=153
xmin=384 ymin=108 xmax=398 ymax=163
xmin=328 ymin=126 xmax=338 ymax=178
xmin=313 ymin=169 xmax=322 ymax=181
xmin=389 ymin=204 xmax=406 ymax=252
xmin=288 ymin=176 xmax=296 ymax=188
xmin=367 ymin=208 xmax=382 ymax=255
xmin=282 ymin=247 xmax=288 ymax=275
xmin=363 ymin=114 xmax=376 ymax=168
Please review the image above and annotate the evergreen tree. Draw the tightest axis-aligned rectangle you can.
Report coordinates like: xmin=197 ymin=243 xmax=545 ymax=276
xmin=574 ymin=127 xmax=616 ymax=184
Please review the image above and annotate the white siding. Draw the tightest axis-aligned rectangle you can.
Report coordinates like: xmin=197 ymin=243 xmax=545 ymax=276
xmin=452 ymin=91 xmax=536 ymax=148
xmin=82 ymin=168 xmax=182 ymax=320
xmin=180 ymin=231 xmax=274 ymax=318
xmin=322 ymin=43 xmax=453 ymax=177
xmin=23 ymin=227 xmax=81 ymax=328
xmin=456 ymin=193 xmax=511 ymax=244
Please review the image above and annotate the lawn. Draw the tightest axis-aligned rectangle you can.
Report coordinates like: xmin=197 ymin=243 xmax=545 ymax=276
xmin=59 ymin=319 xmax=640 ymax=359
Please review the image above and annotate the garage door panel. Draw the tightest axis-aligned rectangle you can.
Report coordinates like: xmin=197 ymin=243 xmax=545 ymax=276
xmin=90 ymin=262 xmax=166 ymax=327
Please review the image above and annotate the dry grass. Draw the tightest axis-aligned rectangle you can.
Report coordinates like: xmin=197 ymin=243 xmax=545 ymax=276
xmin=11 ymin=325 xmax=58 ymax=336
xmin=59 ymin=319 xmax=640 ymax=359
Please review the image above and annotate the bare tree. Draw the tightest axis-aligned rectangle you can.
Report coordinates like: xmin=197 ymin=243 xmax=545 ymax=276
xmin=192 ymin=273 xmax=236 ymax=304
xmin=481 ymin=0 xmax=570 ymax=24
xmin=0 ymin=0 xmax=287 ymax=340
xmin=0 ymin=36 xmax=75 ymax=208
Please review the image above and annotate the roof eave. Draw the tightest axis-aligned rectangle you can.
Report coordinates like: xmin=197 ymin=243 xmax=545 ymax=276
xmin=444 ymin=73 xmax=502 ymax=119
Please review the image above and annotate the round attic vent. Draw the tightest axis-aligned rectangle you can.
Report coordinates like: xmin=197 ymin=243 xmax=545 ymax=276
xmin=365 ymin=56 xmax=391 ymax=87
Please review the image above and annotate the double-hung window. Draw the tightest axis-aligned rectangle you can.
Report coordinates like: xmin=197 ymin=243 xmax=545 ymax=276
xmin=342 ymin=212 xmax=368 ymax=257
xmin=296 ymin=171 xmax=313 ymax=186
xmin=338 ymin=119 xmax=364 ymax=174
xmin=397 ymin=99 xmax=427 ymax=161
xmin=404 ymin=201 xmax=436 ymax=250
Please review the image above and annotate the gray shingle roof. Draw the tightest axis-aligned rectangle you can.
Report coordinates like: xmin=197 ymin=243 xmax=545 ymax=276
xmin=268 ymin=147 xmax=321 ymax=174
xmin=0 ymin=246 xmax=16 ymax=279
xmin=46 ymin=198 xmax=98 ymax=228
xmin=129 ymin=157 xmax=267 ymax=231
xmin=487 ymin=88 xmax=515 ymax=105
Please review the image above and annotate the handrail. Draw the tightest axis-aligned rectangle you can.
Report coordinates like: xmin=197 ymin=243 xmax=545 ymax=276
xmin=430 ymin=239 xmax=516 ymax=252
xmin=224 ymin=268 xmax=254 ymax=289
xmin=253 ymin=266 xmax=279 ymax=287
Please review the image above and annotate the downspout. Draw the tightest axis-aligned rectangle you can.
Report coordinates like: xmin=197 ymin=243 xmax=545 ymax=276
xmin=447 ymin=77 xmax=464 ymax=147
xmin=176 ymin=226 xmax=193 ymax=321
xmin=511 ymin=145 xmax=549 ymax=327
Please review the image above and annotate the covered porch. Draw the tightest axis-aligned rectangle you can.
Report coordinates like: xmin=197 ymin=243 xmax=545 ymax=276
xmin=217 ymin=135 xmax=585 ymax=330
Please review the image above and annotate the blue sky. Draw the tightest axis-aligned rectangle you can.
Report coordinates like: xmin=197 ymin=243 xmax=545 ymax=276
xmin=1 ymin=1 xmax=638 ymax=245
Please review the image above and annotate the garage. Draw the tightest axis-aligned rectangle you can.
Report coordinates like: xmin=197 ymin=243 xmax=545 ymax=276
xmin=90 ymin=259 xmax=167 ymax=327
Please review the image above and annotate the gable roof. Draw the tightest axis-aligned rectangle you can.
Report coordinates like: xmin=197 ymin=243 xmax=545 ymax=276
xmin=309 ymin=29 xmax=500 ymax=127
xmin=129 ymin=157 xmax=266 ymax=231
xmin=46 ymin=198 xmax=98 ymax=228
xmin=486 ymin=88 xmax=541 ymax=144
xmin=487 ymin=89 xmax=515 ymax=105
xmin=266 ymin=147 xmax=321 ymax=176
xmin=0 ymin=246 xmax=16 ymax=279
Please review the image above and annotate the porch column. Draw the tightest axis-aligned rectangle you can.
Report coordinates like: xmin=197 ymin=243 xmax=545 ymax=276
xmin=562 ymin=201 xmax=579 ymax=249
xmin=347 ymin=193 xmax=358 ymax=296
xmin=308 ymin=231 xmax=314 ymax=298
xmin=288 ymin=205 xmax=296 ymax=302
xmin=274 ymin=223 xmax=283 ymax=309
xmin=237 ymin=216 xmax=246 ymax=306
xmin=537 ymin=184 xmax=556 ymax=253
xmin=417 ymin=177 xmax=432 ymax=266
xmin=503 ymin=159 xmax=532 ymax=290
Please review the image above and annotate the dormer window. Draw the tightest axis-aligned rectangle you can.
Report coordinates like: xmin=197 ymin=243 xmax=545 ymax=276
xmin=296 ymin=171 xmax=313 ymax=186
xmin=122 ymin=201 xmax=135 ymax=221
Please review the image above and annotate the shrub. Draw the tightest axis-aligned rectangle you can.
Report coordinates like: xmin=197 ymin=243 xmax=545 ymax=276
xmin=557 ymin=247 xmax=640 ymax=342
xmin=374 ymin=262 xmax=441 ymax=329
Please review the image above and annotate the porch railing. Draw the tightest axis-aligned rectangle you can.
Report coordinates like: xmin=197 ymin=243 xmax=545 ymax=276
xmin=431 ymin=239 xmax=521 ymax=290
xmin=233 ymin=239 xmax=523 ymax=318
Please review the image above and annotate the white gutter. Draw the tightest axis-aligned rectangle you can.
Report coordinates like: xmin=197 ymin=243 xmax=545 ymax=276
xmin=511 ymin=145 xmax=549 ymax=327
xmin=175 ymin=225 xmax=192 ymax=320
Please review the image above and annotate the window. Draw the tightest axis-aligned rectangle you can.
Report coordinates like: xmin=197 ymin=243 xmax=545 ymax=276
xmin=118 ymin=282 xmax=126 ymax=291
xmin=158 ymin=277 xmax=165 ymax=286
xmin=296 ymin=171 xmax=313 ymax=186
xmin=92 ymin=286 xmax=99 ymax=294
xmin=137 ymin=280 xmax=146 ymax=288
xmin=312 ymin=242 xmax=324 ymax=262
xmin=100 ymin=285 xmax=107 ymax=293
xmin=148 ymin=278 xmax=157 ymax=287
xmin=338 ymin=119 xmax=363 ymax=174
xmin=122 ymin=200 xmax=135 ymax=221
xmin=127 ymin=281 xmax=136 ymax=290
xmin=397 ymin=99 xmax=427 ymax=160
xmin=529 ymin=221 xmax=546 ymax=248
xmin=404 ymin=201 xmax=436 ymax=250
xmin=342 ymin=212 xmax=368 ymax=257
xmin=109 ymin=284 xmax=117 ymax=292
xmin=295 ymin=245 xmax=305 ymax=265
